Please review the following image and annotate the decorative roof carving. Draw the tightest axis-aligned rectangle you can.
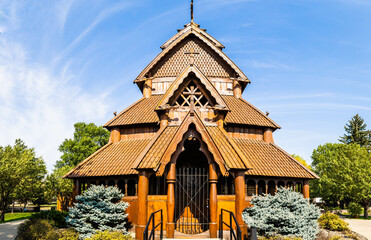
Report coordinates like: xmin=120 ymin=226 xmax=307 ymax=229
xmin=135 ymin=23 xmax=249 ymax=83
xmin=156 ymin=65 xmax=228 ymax=111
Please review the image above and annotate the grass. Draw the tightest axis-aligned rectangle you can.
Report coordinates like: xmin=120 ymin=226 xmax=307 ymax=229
xmin=0 ymin=212 xmax=34 ymax=224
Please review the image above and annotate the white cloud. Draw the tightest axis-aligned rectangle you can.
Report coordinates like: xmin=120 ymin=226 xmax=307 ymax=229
xmin=0 ymin=38 xmax=111 ymax=172
xmin=54 ymin=1 xmax=132 ymax=64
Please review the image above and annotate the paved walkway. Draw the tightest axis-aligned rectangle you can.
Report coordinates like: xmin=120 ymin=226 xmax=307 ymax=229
xmin=343 ymin=218 xmax=371 ymax=240
xmin=0 ymin=220 xmax=25 ymax=240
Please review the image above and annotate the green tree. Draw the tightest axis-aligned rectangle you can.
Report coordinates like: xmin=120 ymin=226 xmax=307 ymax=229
xmin=0 ymin=140 xmax=46 ymax=221
xmin=45 ymin=166 xmax=74 ymax=211
xmin=13 ymin=153 xmax=47 ymax=211
xmin=292 ymin=154 xmax=312 ymax=170
xmin=339 ymin=114 xmax=371 ymax=148
xmin=311 ymin=143 xmax=371 ymax=218
xmin=55 ymin=122 xmax=110 ymax=168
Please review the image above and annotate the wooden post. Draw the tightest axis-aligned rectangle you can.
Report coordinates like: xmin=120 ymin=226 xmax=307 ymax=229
xmin=233 ymin=80 xmax=242 ymax=99
xmin=216 ymin=111 xmax=224 ymax=128
xmin=265 ymin=183 xmax=268 ymax=194
xmin=125 ymin=180 xmax=128 ymax=196
xmin=143 ymin=79 xmax=152 ymax=98
xmin=303 ymin=180 xmax=310 ymax=199
xmin=73 ymin=179 xmax=80 ymax=201
xmin=263 ymin=128 xmax=274 ymax=143
xmin=166 ymin=164 xmax=176 ymax=238
xmin=136 ymin=171 xmax=149 ymax=240
xmin=209 ymin=164 xmax=218 ymax=238
xmin=235 ymin=171 xmax=247 ymax=238
xmin=160 ymin=113 xmax=168 ymax=127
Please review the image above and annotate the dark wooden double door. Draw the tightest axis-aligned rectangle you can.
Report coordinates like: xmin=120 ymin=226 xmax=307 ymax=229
xmin=175 ymin=167 xmax=209 ymax=234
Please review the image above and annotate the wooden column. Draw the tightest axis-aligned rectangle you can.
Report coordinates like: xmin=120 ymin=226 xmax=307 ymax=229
xmin=263 ymin=128 xmax=274 ymax=143
xmin=110 ymin=128 xmax=120 ymax=143
xmin=160 ymin=113 xmax=168 ymax=127
xmin=73 ymin=179 xmax=80 ymax=201
xmin=166 ymin=164 xmax=176 ymax=238
xmin=216 ymin=111 xmax=224 ymax=128
xmin=265 ymin=183 xmax=268 ymax=194
xmin=209 ymin=164 xmax=218 ymax=238
xmin=303 ymin=179 xmax=310 ymax=199
xmin=143 ymin=79 xmax=152 ymax=98
xmin=233 ymin=80 xmax=242 ymax=99
xmin=234 ymin=171 xmax=247 ymax=238
xmin=136 ymin=171 xmax=149 ymax=240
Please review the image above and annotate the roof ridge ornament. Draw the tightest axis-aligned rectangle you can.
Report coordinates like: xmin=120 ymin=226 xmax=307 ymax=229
xmin=191 ymin=0 xmax=194 ymax=23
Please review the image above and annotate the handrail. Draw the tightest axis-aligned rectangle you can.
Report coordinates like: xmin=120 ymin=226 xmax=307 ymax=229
xmin=143 ymin=209 xmax=163 ymax=240
xmin=219 ymin=209 xmax=242 ymax=240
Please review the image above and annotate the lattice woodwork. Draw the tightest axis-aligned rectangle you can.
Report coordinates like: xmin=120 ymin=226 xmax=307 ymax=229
xmin=152 ymin=35 xmax=234 ymax=78
xmin=174 ymin=81 xmax=210 ymax=108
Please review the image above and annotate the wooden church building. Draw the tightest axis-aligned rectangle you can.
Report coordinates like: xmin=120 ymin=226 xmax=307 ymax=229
xmin=65 ymin=17 xmax=318 ymax=239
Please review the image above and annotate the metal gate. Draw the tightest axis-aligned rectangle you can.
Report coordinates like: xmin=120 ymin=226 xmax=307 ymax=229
xmin=175 ymin=168 xmax=209 ymax=234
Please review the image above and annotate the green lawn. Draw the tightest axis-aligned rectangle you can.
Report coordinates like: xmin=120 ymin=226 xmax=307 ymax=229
xmin=0 ymin=212 xmax=34 ymax=224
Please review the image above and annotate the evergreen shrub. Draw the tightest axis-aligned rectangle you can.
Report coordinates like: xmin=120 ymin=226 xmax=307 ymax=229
xmin=16 ymin=219 xmax=55 ymax=240
xmin=347 ymin=203 xmax=362 ymax=218
xmin=66 ymin=185 xmax=129 ymax=239
xmin=16 ymin=218 xmax=79 ymax=240
xmin=29 ymin=209 xmax=68 ymax=228
xmin=86 ymin=230 xmax=134 ymax=240
xmin=318 ymin=212 xmax=349 ymax=231
xmin=242 ymin=187 xmax=320 ymax=240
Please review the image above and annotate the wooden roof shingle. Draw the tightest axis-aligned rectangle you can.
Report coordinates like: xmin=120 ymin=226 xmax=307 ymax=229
xmin=233 ymin=138 xmax=318 ymax=179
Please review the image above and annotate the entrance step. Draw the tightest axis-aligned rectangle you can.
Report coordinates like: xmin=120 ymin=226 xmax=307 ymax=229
xmin=163 ymin=238 xmax=222 ymax=240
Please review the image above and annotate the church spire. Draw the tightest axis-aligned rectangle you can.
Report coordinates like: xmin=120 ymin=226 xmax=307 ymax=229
xmin=191 ymin=0 xmax=194 ymax=22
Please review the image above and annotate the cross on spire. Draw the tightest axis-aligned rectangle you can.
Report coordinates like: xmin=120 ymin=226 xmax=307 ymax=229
xmin=184 ymin=47 xmax=199 ymax=66
xmin=191 ymin=0 xmax=194 ymax=22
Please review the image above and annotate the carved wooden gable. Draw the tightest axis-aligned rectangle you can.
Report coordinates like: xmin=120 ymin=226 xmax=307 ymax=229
xmin=151 ymin=35 xmax=234 ymax=78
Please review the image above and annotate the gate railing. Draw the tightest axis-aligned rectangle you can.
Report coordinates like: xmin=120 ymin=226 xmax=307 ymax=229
xmin=143 ymin=209 xmax=163 ymax=240
xmin=219 ymin=209 xmax=241 ymax=240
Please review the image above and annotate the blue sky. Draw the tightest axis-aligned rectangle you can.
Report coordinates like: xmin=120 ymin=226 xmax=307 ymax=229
xmin=1 ymin=0 xmax=371 ymax=172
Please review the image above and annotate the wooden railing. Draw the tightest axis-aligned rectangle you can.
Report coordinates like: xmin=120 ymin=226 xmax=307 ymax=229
xmin=143 ymin=209 xmax=163 ymax=240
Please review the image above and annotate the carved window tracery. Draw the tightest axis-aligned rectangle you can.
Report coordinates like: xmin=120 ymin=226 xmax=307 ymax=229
xmin=174 ymin=80 xmax=210 ymax=108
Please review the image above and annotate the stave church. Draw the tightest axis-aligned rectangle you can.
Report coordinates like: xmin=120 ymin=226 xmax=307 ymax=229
xmin=65 ymin=5 xmax=318 ymax=239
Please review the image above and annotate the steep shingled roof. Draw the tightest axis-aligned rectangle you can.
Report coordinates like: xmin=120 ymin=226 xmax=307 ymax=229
xmin=233 ymin=138 xmax=318 ymax=179
xmin=104 ymin=94 xmax=279 ymax=129
xmin=64 ymin=139 xmax=151 ymax=178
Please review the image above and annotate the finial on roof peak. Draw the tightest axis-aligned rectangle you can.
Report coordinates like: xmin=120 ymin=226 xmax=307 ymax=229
xmin=191 ymin=0 xmax=194 ymax=23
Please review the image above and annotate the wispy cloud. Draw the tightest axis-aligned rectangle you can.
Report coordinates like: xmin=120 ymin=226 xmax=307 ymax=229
xmin=253 ymin=93 xmax=333 ymax=101
xmin=267 ymin=103 xmax=371 ymax=111
xmin=248 ymin=60 xmax=291 ymax=70
xmin=0 ymin=35 xmax=111 ymax=171
xmin=55 ymin=0 xmax=75 ymax=31
xmin=54 ymin=2 xmax=132 ymax=64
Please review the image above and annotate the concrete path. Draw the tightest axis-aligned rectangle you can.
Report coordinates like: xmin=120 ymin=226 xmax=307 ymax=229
xmin=343 ymin=218 xmax=371 ymax=240
xmin=0 ymin=220 xmax=25 ymax=240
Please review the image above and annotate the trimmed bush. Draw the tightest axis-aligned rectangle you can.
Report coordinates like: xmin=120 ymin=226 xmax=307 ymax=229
xmin=318 ymin=212 xmax=349 ymax=231
xmin=258 ymin=236 xmax=303 ymax=240
xmin=347 ymin=203 xmax=362 ymax=218
xmin=242 ymin=187 xmax=320 ymax=240
xmin=16 ymin=219 xmax=55 ymax=240
xmin=29 ymin=210 xmax=68 ymax=228
xmin=86 ymin=231 xmax=134 ymax=240
xmin=66 ymin=185 xmax=129 ymax=239
xmin=16 ymin=218 xmax=79 ymax=240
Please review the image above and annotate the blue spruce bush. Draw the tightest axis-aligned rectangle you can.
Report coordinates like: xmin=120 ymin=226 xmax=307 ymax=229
xmin=66 ymin=185 xmax=129 ymax=239
xmin=242 ymin=187 xmax=320 ymax=240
